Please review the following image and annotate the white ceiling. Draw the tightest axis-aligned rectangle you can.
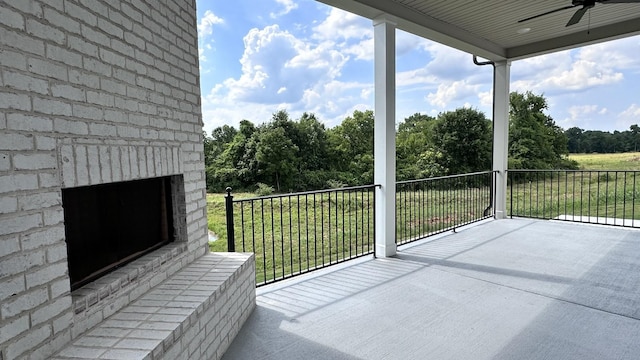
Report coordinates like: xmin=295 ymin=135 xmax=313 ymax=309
xmin=316 ymin=0 xmax=640 ymax=61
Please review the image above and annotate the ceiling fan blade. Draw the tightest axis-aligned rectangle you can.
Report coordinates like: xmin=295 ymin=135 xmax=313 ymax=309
xmin=518 ymin=5 xmax=577 ymax=23
xmin=566 ymin=6 xmax=590 ymax=26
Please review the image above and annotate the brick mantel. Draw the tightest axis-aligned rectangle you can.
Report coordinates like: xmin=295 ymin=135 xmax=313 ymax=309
xmin=57 ymin=140 xmax=183 ymax=188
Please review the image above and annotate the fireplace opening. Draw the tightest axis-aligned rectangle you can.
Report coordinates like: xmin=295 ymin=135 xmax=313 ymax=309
xmin=62 ymin=176 xmax=175 ymax=291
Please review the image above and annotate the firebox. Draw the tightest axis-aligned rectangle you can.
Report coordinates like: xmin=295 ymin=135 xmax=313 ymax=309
xmin=62 ymin=176 xmax=175 ymax=290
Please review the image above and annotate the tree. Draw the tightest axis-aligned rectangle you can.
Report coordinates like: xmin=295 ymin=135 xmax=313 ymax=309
xmin=256 ymin=126 xmax=299 ymax=191
xmin=203 ymin=131 xmax=215 ymax=169
xmin=203 ymin=125 xmax=239 ymax=191
xmin=396 ymin=113 xmax=438 ymax=180
xmin=295 ymin=113 xmax=328 ymax=171
xmin=210 ymin=125 xmax=237 ymax=158
xmin=327 ymin=110 xmax=375 ymax=185
xmin=563 ymin=125 xmax=640 ymax=154
xmin=631 ymin=124 xmax=639 ymax=152
xmin=292 ymin=113 xmax=334 ymax=188
xmin=508 ymin=91 xmax=576 ymax=169
xmin=431 ymin=107 xmax=492 ymax=175
xmin=565 ymin=127 xmax=584 ymax=153
xmin=205 ymin=120 xmax=259 ymax=192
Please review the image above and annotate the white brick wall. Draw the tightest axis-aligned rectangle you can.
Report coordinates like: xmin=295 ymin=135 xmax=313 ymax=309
xmin=1 ymin=0 xmax=208 ymax=358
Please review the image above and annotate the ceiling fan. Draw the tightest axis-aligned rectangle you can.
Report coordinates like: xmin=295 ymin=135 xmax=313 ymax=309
xmin=518 ymin=0 xmax=640 ymax=27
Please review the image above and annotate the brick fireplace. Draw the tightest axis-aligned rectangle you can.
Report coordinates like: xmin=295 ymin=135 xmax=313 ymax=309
xmin=62 ymin=175 xmax=179 ymax=291
xmin=0 ymin=1 xmax=255 ymax=359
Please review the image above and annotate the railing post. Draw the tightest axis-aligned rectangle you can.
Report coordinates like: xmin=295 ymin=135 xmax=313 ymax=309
xmin=486 ymin=171 xmax=495 ymax=217
xmin=225 ymin=187 xmax=235 ymax=252
xmin=508 ymin=171 xmax=513 ymax=218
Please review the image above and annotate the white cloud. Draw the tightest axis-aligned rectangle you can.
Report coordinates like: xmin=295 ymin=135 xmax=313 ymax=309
xmin=617 ymin=104 xmax=640 ymax=129
xmin=217 ymin=25 xmax=348 ymax=104
xmin=313 ymin=8 xmax=371 ymax=41
xmin=424 ymin=43 xmax=479 ymax=80
xmin=478 ymin=90 xmax=493 ymax=108
xmin=202 ymin=80 xmax=371 ymax=134
xmin=197 ymin=10 xmax=224 ymax=67
xmin=313 ymin=8 xmax=374 ymax=61
xmin=270 ymin=0 xmax=299 ymax=19
xmin=313 ymin=13 xmax=434 ymax=63
xmin=521 ymin=59 xmax=623 ymax=92
xmin=578 ymin=37 xmax=640 ymax=70
xmin=198 ymin=10 xmax=224 ymax=39
xmin=397 ymin=69 xmax=436 ymax=89
xmin=201 ymin=95 xmax=276 ymax=132
xmin=509 ymin=36 xmax=640 ymax=131
xmin=396 ymin=31 xmax=431 ymax=56
xmin=511 ymin=39 xmax=636 ymax=95
xmin=569 ymin=105 xmax=599 ymax=117
xmin=198 ymin=2 xmax=639 ymax=136
xmin=297 ymin=80 xmax=371 ymax=119
xmin=360 ymin=88 xmax=372 ymax=100
xmin=395 ymin=30 xmax=492 ymax=112
xmin=426 ymin=80 xmax=482 ymax=108
xmin=557 ymin=104 xmax=610 ymax=130
xmin=343 ymin=37 xmax=374 ymax=61
xmin=201 ymin=23 xmax=370 ymax=133
xmin=512 ymin=60 xmax=624 ymax=94
xmin=512 ymin=52 xmax=573 ymax=81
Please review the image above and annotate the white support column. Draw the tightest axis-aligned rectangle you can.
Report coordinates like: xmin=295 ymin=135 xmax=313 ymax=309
xmin=373 ymin=15 xmax=397 ymax=257
xmin=492 ymin=60 xmax=511 ymax=219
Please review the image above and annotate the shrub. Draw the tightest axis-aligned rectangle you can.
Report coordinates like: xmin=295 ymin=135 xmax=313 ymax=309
xmin=255 ymin=182 xmax=275 ymax=196
xmin=326 ymin=179 xmax=347 ymax=189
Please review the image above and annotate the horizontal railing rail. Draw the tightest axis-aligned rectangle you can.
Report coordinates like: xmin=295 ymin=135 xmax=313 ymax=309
xmin=508 ymin=170 xmax=639 ymax=228
xmin=225 ymin=185 xmax=379 ymax=286
xmin=396 ymin=171 xmax=496 ymax=246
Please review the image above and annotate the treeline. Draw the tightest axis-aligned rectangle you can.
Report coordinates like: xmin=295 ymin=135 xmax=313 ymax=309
xmin=204 ymin=91 xmax=575 ymax=193
xmin=565 ymin=125 xmax=639 ymax=153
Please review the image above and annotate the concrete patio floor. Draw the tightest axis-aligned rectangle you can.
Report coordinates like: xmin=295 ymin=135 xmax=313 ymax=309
xmin=222 ymin=218 xmax=640 ymax=360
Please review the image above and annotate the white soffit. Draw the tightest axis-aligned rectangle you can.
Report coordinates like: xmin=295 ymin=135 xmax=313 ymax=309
xmin=317 ymin=0 xmax=640 ymax=61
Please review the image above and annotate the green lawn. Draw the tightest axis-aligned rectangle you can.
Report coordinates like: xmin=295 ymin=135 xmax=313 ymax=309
xmin=206 ymin=192 xmax=254 ymax=252
xmin=508 ymin=170 xmax=639 ymax=220
xmin=207 ymin=152 xmax=640 ymax=284
xmin=208 ymin=189 xmax=376 ymax=284
xmin=508 ymin=152 xmax=640 ymax=220
xmin=568 ymin=152 xmax=640 ymax=170
xmin=395 ymin=184 xmax=492 ymax=244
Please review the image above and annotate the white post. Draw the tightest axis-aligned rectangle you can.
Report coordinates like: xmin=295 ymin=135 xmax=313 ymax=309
xmin=492 ymin=60 xmax=511 ymax=219
xmin=373 ymin=15 xmax=397 ymax=257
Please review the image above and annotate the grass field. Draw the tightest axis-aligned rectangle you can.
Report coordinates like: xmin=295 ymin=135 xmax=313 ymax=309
xmin=507 ymin=152 xmax=640 ymax=221
xmin=208 ymin=188 xmax=376 ymax=284
xmin=508 ymin=170 xmax=639 ymax=221
xmin=207 ymin=152 xmax=640 ymax=284
xmin=206 ymin=192 xmax=253 ymax=253
xmin=568 ymin=152 xmax=640 ymax=170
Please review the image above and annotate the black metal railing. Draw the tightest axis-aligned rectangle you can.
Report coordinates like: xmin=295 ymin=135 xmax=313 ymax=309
xmin=225 ymin=185 xmax=379 ymax=286
xmin=396 ymin=171 xmax=496 ymax=245
xmin=508 ymin=170 xmax=639 ymax=227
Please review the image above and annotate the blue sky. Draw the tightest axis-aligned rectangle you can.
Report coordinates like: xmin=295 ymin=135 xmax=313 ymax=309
xmin=196 ymin=0 xmax=640 ymax=135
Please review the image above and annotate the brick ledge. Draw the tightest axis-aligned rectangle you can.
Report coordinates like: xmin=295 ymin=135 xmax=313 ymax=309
xmin=71 ymin=243 xmax=188 ymax=316
xmin=52 ymin=252 xmax=256 ymax=360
